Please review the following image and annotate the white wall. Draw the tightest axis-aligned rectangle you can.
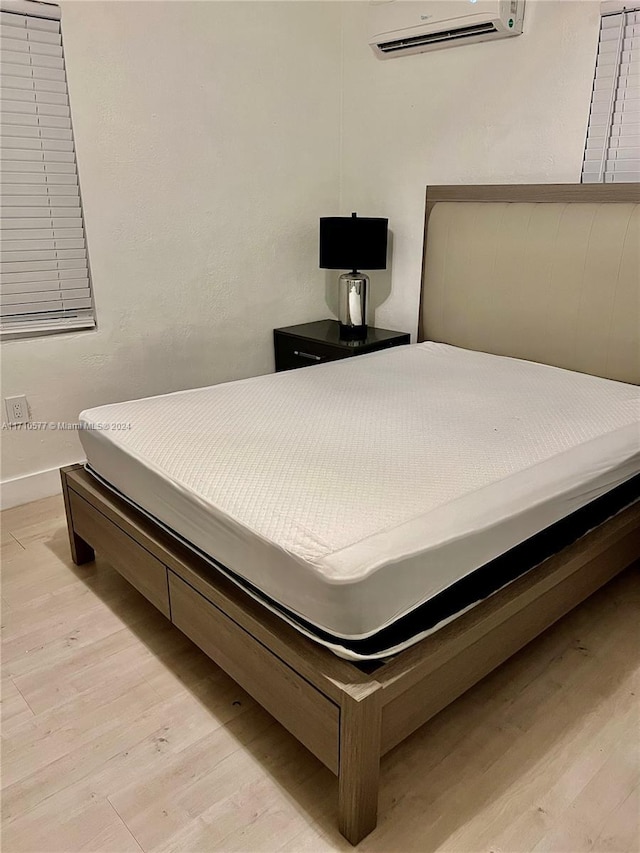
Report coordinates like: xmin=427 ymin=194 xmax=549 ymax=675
xmin=339 ymin=0 xmax=601 ymax=335
xmin=1 ymin=1 xmax=342 ymax=500
xmin=1 ymin=0 xmax=603 ymax=505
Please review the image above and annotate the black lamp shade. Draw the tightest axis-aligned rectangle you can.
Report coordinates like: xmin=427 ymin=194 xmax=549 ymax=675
xmin=319 ymin=215 xmax=388 ymax=271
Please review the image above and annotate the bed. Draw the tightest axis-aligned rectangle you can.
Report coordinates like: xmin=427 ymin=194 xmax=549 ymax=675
xmin=61 ymin=183 xmax=640 ymax=845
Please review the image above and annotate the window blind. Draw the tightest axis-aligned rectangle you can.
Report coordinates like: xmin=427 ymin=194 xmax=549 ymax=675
xmin=582 ymin=7 xmax=640 ymax=183
xmin=0 ymin=3 xmax=95 ymax=337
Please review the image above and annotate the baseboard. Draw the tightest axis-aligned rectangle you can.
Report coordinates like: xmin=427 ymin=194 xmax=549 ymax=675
xmin=1 ymin=466 xmax=64 ymax=510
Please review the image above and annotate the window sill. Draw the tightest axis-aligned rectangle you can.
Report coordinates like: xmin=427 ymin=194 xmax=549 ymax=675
xmin=1 ymin=319 xmax=96 ymax=342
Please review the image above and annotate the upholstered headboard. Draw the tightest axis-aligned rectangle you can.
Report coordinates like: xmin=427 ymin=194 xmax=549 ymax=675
xmin=419 ymin=184 xmax=640 ymax=384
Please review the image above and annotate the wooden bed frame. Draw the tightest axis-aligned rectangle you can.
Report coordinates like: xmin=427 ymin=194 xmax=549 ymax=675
xmin=61 ymin=184 xmax=640 ymax=845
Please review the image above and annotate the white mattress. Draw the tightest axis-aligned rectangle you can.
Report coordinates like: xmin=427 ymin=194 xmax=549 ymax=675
xmin=79 ymin=343 xmax=640 ymax=646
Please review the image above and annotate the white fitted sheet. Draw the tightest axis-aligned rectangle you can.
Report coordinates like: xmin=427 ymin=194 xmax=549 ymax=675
xmin=79 ymin=343 xmax=640 ymax=640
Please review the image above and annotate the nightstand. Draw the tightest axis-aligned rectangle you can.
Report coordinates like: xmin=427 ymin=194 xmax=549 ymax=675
xmin=274 ymin=319 xmax=410 ymax=372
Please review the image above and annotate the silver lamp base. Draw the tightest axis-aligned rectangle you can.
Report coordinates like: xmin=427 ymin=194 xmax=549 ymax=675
xmin=338 ymin=272 xmax=368 ymax=340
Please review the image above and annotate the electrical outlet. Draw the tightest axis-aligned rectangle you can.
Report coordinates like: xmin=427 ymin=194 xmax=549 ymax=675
xmin=5 ymin=395 xmax=30 ymax=426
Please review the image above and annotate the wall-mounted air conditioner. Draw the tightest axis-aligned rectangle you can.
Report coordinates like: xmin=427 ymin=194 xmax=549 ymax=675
xmin=369 ymin=0 xmax=525 ymax=59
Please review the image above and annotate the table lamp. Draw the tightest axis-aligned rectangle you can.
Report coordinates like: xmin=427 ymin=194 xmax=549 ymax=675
xmin=319 ymin=212 xmax=388 ymax=339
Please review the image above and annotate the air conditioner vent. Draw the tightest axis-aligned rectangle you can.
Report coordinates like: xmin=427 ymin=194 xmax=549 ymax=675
xmin=369 ymin=1 xmax=525 ymax=58
xmin=378 ymin=21 xmax=497 ymax=53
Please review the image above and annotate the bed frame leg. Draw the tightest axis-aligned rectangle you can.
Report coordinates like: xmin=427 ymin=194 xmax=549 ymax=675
xmin=68 ymin=528 xmax=95 ymax=566
xmin=338 ymin=687 xmax=382 ymax=845
xmin=60 ymin=465 xmax=94 ymax=565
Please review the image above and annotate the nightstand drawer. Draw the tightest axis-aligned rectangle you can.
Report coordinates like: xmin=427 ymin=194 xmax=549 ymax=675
xmin=275 ymin=335 xmax=348 ymax=372
xmin=274 ymin=320 xmax=410 ymax=372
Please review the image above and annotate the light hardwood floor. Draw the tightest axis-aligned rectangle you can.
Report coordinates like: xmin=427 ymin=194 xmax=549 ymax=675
xmin=1 ymin=494 xmax=638 ymax=853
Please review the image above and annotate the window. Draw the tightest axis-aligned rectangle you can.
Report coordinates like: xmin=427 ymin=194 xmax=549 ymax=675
xmin=0 ymin=0 xmax=95 ymax=338
xmin=582 ymin=4 xmax=640 ymax=183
